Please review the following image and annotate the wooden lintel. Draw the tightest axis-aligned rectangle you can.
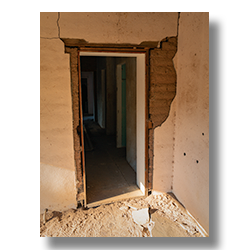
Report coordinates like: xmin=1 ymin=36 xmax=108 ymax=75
xmin=61 ymin=38 xmax=159 ymax=50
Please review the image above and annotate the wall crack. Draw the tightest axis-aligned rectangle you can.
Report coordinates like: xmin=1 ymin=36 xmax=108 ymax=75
xmin=177 ymin=12 xmax=180 ymax=38
xmin=40 ymin=12 xmax=61 ymax=40
xmin=57 ymin=12 xmax=61 ymax=38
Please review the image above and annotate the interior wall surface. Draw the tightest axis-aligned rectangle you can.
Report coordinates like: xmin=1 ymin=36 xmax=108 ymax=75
xmin=40 ymin=12 xmax=77 ymax=212
xmin=152 ymin=99 xmax=176 ymax=193
xmin=59 ymin=12 xmax=178 ymax=44
xmin=173 ymin=12 xmax=209 ymax=233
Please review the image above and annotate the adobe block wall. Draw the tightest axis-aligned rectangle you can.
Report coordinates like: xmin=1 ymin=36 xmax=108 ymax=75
xmin=149 ymin=38 xmax=177 ymax=128
xmin=148 ymin=37 xmax=177 ymax=188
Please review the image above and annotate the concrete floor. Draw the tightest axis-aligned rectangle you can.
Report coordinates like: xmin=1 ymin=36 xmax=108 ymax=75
xmin=84 ymin=121 xmax=143 ymax=206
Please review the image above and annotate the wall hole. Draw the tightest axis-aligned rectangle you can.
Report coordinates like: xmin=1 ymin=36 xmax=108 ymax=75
xmin=184 ymin=153 xmax=186 ymax=156
xmin=196 ymin=160 xmax=199 ymax=163
xmin=202 ymin=133 xmax=204 ymax=136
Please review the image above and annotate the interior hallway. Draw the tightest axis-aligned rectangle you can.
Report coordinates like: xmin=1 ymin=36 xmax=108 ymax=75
xmin=84 ymin=121 xmax=143 ymax=206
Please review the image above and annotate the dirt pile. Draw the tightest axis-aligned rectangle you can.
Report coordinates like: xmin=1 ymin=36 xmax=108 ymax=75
xmin=40 ymin=193 xmax=205 ymax=237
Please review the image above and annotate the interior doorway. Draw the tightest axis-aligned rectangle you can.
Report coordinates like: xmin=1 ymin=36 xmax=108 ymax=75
xmin=79 ymin=51 xmax=147 ymax=207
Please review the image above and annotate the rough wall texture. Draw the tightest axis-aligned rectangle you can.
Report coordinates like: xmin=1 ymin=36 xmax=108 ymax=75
xmin=149 ymin=38 xmax=177 ymax=128
xmin=65 ymin=47 xmax=84 ymax=194
xmin=148 ymin=38 xmax=177 ymax=188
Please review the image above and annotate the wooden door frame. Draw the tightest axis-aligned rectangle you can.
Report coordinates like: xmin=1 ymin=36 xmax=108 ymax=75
xmin=66 ymin=45 xmax=150 ymax=207
xmin=77 ymin=52 xmax=87 ymax=207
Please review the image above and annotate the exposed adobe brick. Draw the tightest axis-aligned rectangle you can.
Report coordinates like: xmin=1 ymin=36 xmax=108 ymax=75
xmin=150 ymin=91 xmax=169 ymax=100
xmin=150 ymin=66 xmax=176 ymax=75
xmin=150 ymin=74 xmax=176 ymax=85
xmin=150 ymin=99 xmax=170 ymax=107
xmin=166 ymin=91 xmax=176 ymax=100
xmin=149 ymin=37 xmax=177 ymax=129
xmin=161 ymin=37 xmax=177 ymax=51
xmin=149 ymin=58 xmax=167 ymax=66
xmin=150 ymin=50 xmax=171 ymax=56
xmin=149 ymin=107 xmax=170 ymax=117
xmin=167 ymin=83 xmax=177 ymax=92
xmin=150 ymin=49 xmax=175 ymax=59
xmin=148 ymin=128 xmax=154 ymax=189
xmin=147 ymin=37 xmax=177 ymax=189
xmin=66 ymin=47 xmax=84 ymax=195
xmin=150 ymin=64 xmax=176 ymax=73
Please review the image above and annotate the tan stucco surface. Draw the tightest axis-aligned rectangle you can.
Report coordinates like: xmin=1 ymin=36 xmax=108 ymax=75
xmin=40 ymin=12 xmax=77 ymax=211
xmin=40 ymin=163 xmax=77 ymax=213
xmin=59 ymin=12 xmax=178 ymax=44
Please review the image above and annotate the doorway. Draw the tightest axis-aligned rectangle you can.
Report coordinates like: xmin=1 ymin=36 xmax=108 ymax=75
xmin=79 ymin=51 xmax=147 ymax=207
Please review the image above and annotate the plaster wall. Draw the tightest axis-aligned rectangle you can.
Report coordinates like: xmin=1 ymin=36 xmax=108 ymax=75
xmin=59 ymin=12 xmax=178 ymax=44
xmin=40 ymin=163 xmax=76 ymax=213
xmin=173 ymin=13 xmax=209 ymax=233
xmin=152 ymin=99 xmax=176 ymax=192
xmin=40 ymin=12 xmax=77 ymax=212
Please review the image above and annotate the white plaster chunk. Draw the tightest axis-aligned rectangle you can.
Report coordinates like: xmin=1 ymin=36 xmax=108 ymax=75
xmin=132 ymin=208 xmax=150 ymax=226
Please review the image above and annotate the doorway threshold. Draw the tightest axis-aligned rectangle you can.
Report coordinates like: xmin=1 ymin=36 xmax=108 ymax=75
xmin=87 ymin=189 xmax=145 ymax=208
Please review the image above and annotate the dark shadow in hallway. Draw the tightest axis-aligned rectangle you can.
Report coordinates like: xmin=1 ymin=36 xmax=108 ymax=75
xmin=84 ymin=121 xmax=141 ymax=205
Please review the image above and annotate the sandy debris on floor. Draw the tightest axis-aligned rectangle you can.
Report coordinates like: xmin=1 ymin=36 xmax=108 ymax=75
xmin=40 ymin=193 xmax=204 ymax=237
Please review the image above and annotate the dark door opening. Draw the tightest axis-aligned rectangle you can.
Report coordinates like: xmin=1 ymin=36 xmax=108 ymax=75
xmin=80 ymin=54 xmax=145 ymax=207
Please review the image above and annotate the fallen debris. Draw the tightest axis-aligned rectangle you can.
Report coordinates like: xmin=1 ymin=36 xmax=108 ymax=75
xmin=132 ymin=207 xmax=150 ymax=226
xmin=40 ymin=193 xmax=205 ymax=237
